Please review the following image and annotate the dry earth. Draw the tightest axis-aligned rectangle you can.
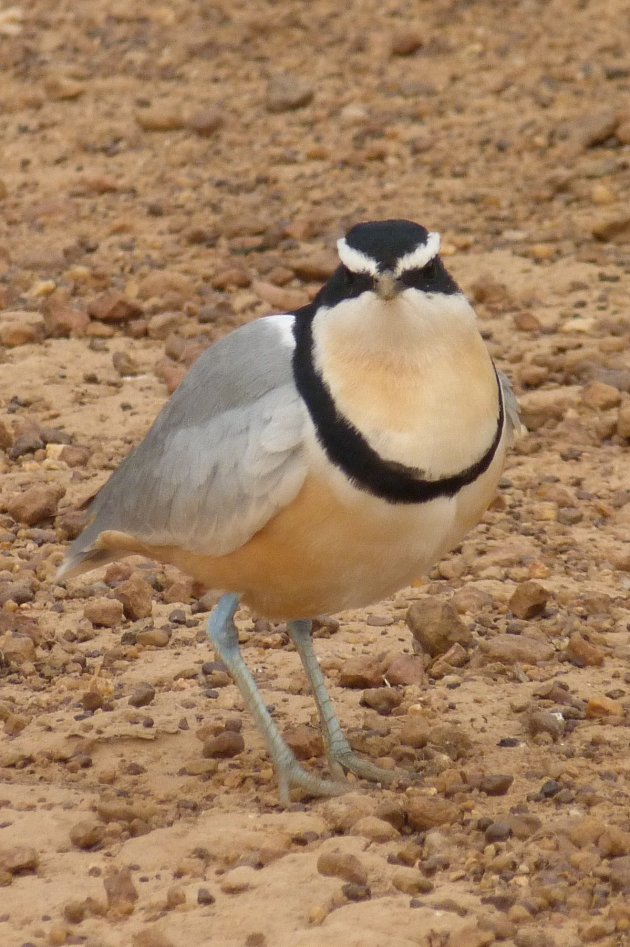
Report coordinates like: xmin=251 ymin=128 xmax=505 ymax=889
xmin=0 ymin=1 xmax=630 ymax=945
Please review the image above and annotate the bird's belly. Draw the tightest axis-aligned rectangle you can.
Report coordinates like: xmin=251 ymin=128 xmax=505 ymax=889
xmin=120 ymin=437 xmax=505 ymax=619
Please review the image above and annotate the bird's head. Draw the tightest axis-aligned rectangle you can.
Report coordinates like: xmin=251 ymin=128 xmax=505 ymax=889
xmin=326 ymin=219 xmax=460 ymax=305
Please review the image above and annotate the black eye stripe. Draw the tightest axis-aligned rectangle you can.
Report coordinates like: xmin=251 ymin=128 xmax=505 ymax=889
xmin=399 ymin=258 xmax=459 ymax=294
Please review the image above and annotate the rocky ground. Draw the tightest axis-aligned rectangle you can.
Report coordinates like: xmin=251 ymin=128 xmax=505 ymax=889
xmin=0 ymin=1 xmax=629 ymax=945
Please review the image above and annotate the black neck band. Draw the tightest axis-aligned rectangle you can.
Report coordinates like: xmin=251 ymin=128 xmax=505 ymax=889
xmin=291 ymin=306 xmax=504 ymax=505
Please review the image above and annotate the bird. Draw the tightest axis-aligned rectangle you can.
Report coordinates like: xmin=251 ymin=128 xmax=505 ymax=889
xmin=57 ymin=218 xmax=520 ymax=805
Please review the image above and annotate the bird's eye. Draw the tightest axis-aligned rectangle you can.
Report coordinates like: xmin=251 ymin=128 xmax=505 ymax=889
xmin=423 ymin=260 xmax=437 ymax=280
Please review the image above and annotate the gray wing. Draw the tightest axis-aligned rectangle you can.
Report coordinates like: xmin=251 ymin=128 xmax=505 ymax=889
xmin=498 ymin=370 xmax=523 ymax=441
xmin=59 ymin=315 xmax=308 ymax=577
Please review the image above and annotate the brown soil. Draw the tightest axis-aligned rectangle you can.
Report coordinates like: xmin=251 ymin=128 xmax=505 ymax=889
xmin=0 ymin=2 xmax=629 ymax=946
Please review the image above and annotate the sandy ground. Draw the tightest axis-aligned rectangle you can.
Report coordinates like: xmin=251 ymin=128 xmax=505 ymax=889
xmin=0 ymin=1 xmax=629 ymax=945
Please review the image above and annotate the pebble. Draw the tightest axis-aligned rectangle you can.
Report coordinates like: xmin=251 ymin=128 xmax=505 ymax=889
xmin=351 ymin=816 xmax=400 ymax=842
xmin=592 ymin=213 xmax=630 ymax=242
xmin=84 ymin=597 xmax=124 ymax=628
xmin=429 ymin=643 xmax=469 ymax=679
xmin=128 ymin=683 xmax=156 ymax=708
xmin=197 ymin=887 xmax=215 ymax=905
xmin=392 ymin=867 xmax=433 ymax=894
xmin=484 ymin=821 xmax=512 ymax=843
xmin=618 ymin=402 xmax=630 ymax=438
xmin=399 ymin=717 xmax=430 ymax=748
xmin=478 ymin=634 xmax=554 ymax=666
xmin=0 ymin=845 xmax=39 ymax=877
xmin=181 ymin=759 xmax=219 ymax=777
xmin=187 ymin=108 xmax=223 ymax=137
xmin=251 ymin=280 xmax=307 ymax=312
xmin=112 ymin=350 xmax=140 ymax=376
xmin=406 ymin=795 xmax=459 ymax=830
xmin=6 ymin=483 xmax=65 ymax=526
xmin=566 ymin=633 xmax=604 ymax=667
xmin=509 ymin=581 xmax=549 ymax=619
xmin=137 ymin=627 xmax=171 ymax=648
xmin=406 ymin=600 xmax=472 ymax=657
xmin=390 ymin=31 xmax=423 ymax=56
xmin=0 ymin=631 xmax=36 ymax=664
xmin=148 ymin=311 xmax=186 ymax=339
xmin=564 ymin=107 xmax=619 ymax=151
xmin=283 ymin=724 xmax=323 ymax=760
xmin=69 ymin=819 xmax=105 ymax=850
xmin=0 ymin=310 xmax=46 ymax=346
xmin=384 ymin=654 xmax=425 ymax=686
xmin=342 ymin=882 xmax=371 ymax=901
xmin=477 ymin=774 xmax=514 ymax=796
xmin=316 ymin=850 xmax=368 ymax=884
xmin=45 ymin=74 xmax=84 ymax=100
xmin=609 ymin=855 xmax=630 ymax=892
xmin=132 ymin=927 xmax=175 ymax=947
xmin=114 ymin=574 xmax=153 ymax=620
xmin=88 ymin=291 xmax=143 ymax=322
xmin=202 ymin=730 xmax=245 ymax=758
xmin=319 ymin=793 xmax=376 ymax=832
xmin=266 ymin=75 xmax=314 ymax=112
xmin=360 ymin=686 xmax=403 ymax=715
xmin=104 ymin=868 xmax=138 ymax=911
xmin=598 ymin=828 xmax=630 ymax=857
xmin=585 ymin=695 xmax=624 ymax=718
xmin=527 ymin=710 xmax=565 ymax=740
xmin=220 ymin=865 xmax=258 ymax=893
xmin=44 ymin=305 xmax=90 ymax=337
xmin=136 ymin=107 xmax=186 ymax=132
xmin=339 ymin=655 xmax=384 ymax=688
xmin=581 ymin=381 xmax=622 ymax=410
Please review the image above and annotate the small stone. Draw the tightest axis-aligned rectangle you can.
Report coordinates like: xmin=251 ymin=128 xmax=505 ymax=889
xmin=114 ymin=574 xmax=153 ymax=620
xmin=291 ymin=254 xmax=337 ymax=281
xmin=477 ymin=774 xmax=514 ymax=796
xmin=527 ymin=710 xmax=565 ymax=740
xmin=406 ymin=599 xmax=472 ymax=657
xmin=0 ymin=632 xmax=36 ymax=665
xmin=266 ymin=75 xmax=314 ymax=112
xmin=252 ymin=280 xmax=307 ymax=312
xmin=617 ymin=402 xmax=630 ymax=439
xmin=112 ymin=350 xmax=140 ymax=377
xmin=581 ymin=381 xmax=622 ymax=410
xmin=283 ymin=724 xmax=323 ymax=760
xmin=187 ymin=108 xmax=223 ymax=137
xmin=136 ymin=107 xmax=186 ymax=132
xmin=567 ymin=817 xmax=607 ymax=849
xmin=44 ymin=306 xmax=90 ymax=337
xmin=342 ymin=882 xmax=371 ymax=901
xmin=485 ymin=821 xmax=512 ymax=843
xmin=399 ymin=717 xmax=431 ymax=748
xmin=566 ymin=633 xmax=605 ymax=667
xmin=197 ymin=887 xmax=215 ymax=905
xmin=429 ymin=643 xmax=469 ymax=679
xmin=4 ymin=713 xmax=30 ymax=735
xmin=6 ymin=483 xmax=65 ymax=526
xmin=0 ymin=581 xmax=34 ymax=606
xmin=180 ymin=759 xmax=219 ymax=776
xmin=132 ymin=927 xmax=175 ymax=947
xmin=479 ymin=634 xmax=554 ymax=666
xmin=339 ymin=655 xmax=384 ymax=688
xmin=104 ymin=868 xmax=138 ymax=911
xmin=351 ymin=816 xmax=400 ymax=842
xmin=0 ymin=310 xmax=46 ymax=346
xmin=69 ymin=819 xmax=105 ymax=850
xmin=165 ymin=885 xmax=186 ymax=909
xmin=316 ymin=850 xmax=368 ymax=885
xmin=211 ymin=267 xmax=250 ymax=290
xmin=406 ymin=796 xmax=459 ymax=831
xmin=202 ymin=730 xmax=245 ymax=758
xmin=59 ymin=444 xmax=91 ymax=467
xmin=137 ymin=627 xmax=171 ymax=648
xmin=88 ymin=291 xmax=142 ymax=323
xmin=45 ymin=74 xmax=84 ymax=100
xmin=592 ymin=213 xmax=630 ymax=242
xmin=392 ymin=867 xmax=433 ymax=895
xmin=319 ymin=793 xmax=377 ymax=832
xmin=360 ymin=687 xmax=403 ymax=715
xmin=598 ymin=828 xmax=630 ymax=857
xmin=0 ymin=845 xmax=39 ymax=876
xmin=565 ymin=108 xmax=619 ymax=151
xmin=128 ymin=683 xmax=156 ymax=708
xmin=513 ymin=311 xmax=542 ymax=332
xmin=391 ymin=31 xmax=423 ymax=56
xmin=585 ymin=695 xmax=624 ymax=718
xmin=84 ymin=597 xmax=124 ymax=628
xmin=609 ymin=855 xmax=630 ymax=892
xmin=148 ymin=311 xmax=186 ymax=339
xmin=220 ymin=865 xmax=258 ymax=893
xmin=384 ymin=654 xmax=425 ymax=686
xmin=509 ymin=581 xmax=549 ymax=619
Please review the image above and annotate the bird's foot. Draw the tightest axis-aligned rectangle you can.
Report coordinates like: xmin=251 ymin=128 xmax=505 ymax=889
xmin=276 ymin=758 xmax=349 ymax=807
xmin=329 ymin=748 xmax=413 ymax=787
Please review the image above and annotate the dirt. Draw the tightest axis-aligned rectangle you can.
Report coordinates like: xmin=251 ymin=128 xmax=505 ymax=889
xmin=0 ymin=1 xmax=629 ymax=945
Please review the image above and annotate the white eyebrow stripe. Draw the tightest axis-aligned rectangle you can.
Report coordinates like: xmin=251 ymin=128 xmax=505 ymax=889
xmin=336 ymin=238 xmax=380 ymax=276
xmin=394 ymin=231 xmax=441 ymax=276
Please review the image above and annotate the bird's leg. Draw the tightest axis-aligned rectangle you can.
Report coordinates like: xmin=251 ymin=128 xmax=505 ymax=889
xmin=207 ymin=594 xmax=347 ymax=805
xmin=288 ymin=620 xmax=401 ymax=786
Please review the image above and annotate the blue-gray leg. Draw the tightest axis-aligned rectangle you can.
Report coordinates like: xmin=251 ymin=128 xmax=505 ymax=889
xmin=288 ymin=620 xmax=399 ymax=786
xmin=207 ymin=595 xmax=346 ymax=805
